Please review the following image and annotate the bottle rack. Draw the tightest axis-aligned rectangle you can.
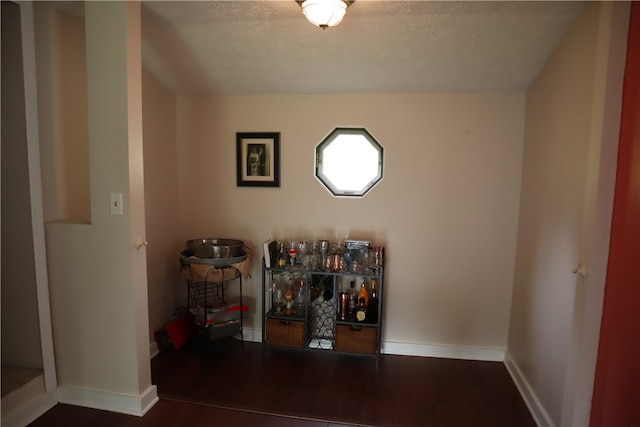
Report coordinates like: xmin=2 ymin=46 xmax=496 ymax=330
xmin=261 ymin=261 xmax=384 ymax=367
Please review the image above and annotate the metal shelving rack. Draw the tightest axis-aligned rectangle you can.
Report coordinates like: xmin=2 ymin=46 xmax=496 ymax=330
xmin=183 ymin=265 xmax=245 ymax=349
xmin=261 ymin=258 xmax=384 ymax=367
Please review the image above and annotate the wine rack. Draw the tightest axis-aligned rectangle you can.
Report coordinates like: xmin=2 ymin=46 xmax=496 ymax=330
xmin=261 ymin=254 xmax=384 ymax=367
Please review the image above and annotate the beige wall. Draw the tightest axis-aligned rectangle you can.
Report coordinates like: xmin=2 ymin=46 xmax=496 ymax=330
xmin=507 ymin=2 xmax=628 ymax=426
xmin=42 ymin=2 xmax=156 ymax=413
xmin=174 ymin=93 xmax=525 ymax=353
xmin=1 ymin=0 xmax=43 ymax=369
xmin=33 ymin=0 xmax=182 ymax=368
xmin=34 ymin=5 xmax=89 ymax=224
xmin=141 ymin=69 xmax=181 ymax=344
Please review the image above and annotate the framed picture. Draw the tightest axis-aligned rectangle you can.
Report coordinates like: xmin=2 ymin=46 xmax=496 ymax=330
xmin=236 ymin=132 xmax=280 ymax=187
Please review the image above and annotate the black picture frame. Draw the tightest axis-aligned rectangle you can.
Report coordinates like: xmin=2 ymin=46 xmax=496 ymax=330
xmin=236 ymin=132 xmax=280 ymax=187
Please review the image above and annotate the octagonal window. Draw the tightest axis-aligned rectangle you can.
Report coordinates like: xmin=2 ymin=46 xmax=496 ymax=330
xmin=315 ymin=128 xmax=384 ymax=197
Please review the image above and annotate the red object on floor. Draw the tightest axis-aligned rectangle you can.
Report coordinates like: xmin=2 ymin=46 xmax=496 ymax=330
xmin=154 ymin=314 xmax=193 ymax=351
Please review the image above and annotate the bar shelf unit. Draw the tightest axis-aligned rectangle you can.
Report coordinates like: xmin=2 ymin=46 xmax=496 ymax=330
xmin=261 ymin=261 xmax=384 ymax=367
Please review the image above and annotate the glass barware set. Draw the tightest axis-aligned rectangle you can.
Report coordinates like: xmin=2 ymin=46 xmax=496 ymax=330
xmin=276 ymin=239 xmax=383 ymax=275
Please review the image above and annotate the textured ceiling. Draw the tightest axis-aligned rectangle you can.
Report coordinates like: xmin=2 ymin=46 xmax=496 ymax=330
xmin=51 ymin=1 xmax=586 ymax=95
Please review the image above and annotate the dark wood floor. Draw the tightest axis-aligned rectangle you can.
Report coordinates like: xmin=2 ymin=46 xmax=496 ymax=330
xmin=29 ymin=338 xmax=536 ymax=426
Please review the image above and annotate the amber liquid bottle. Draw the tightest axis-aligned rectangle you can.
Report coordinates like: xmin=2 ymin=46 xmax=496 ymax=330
xmin=357 ymin=281 xmax=369 ymax=308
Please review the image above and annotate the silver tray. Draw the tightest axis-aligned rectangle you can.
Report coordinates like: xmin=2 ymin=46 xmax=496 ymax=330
xmin=179 ymin=250 xmax=247 ymax=268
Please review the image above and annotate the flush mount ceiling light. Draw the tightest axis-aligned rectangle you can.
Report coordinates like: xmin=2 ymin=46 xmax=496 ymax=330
xmin=297 ymin=0 xmax=353 ymax=29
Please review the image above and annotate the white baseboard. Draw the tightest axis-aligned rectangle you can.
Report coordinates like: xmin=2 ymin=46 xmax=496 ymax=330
xmin=150 ymin=327 xmax=505 ymax=363
xmin=382 ymin=340 xmax=505 ymax=361
xmin=504 ymin=350 xmax=553 ymax=427
xmin=210 ymin=328 xmax=506 ymax=362
xmin=1 ymin=389 xmax=57 ymax=427
xmin=235 ymin=328 xmax=506 ymax=361
xmin=56 ymin=384 xmax=158 ymax=417
xmin=240 ymin=326 xmax=262 ymax=343
xmin=149 ymin=339 xmax=160 ymax=359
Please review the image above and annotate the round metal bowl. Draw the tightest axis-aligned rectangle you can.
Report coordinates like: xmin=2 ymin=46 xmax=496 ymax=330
xmin=179 ymin=250 xmax=247 ymax=268
xmin=185 ymin=238 xmax=245 ymax=259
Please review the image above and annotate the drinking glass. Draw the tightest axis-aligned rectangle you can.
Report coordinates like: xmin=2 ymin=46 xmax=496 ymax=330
xmin=273 ymin=287 xmax=284 ymax=313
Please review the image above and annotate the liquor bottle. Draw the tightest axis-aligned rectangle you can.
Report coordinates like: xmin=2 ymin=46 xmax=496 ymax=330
xmin=277 ymin=242 xmax=287 ymax=268
xmin=339 ymin=292 xmax=349 ymax=321
xmin=368 ymin=278 xmax=379 ymax=323
xmin=348 ymin=281 xmax=357 ymax=316
xmin=356 ymin=297 xmax=367 ymax=323
xmin=358 ymin=280 xmax=369 ymax=308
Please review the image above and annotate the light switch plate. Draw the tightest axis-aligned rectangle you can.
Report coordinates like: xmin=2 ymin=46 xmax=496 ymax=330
xmin=110 ymin=192 xmax=123 ymax=215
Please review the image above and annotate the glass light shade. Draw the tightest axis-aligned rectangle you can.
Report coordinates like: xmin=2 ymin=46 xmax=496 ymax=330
xmin=301 ymin=0 xmax=348 ymax=28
